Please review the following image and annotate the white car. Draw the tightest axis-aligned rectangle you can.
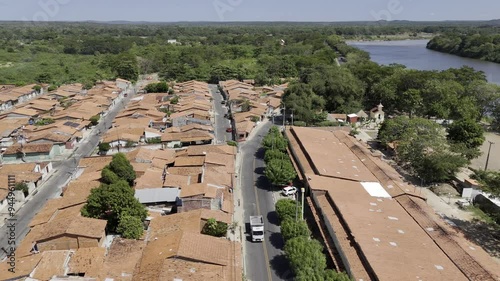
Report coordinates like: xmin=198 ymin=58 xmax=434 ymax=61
xmin=282 ymin=186 xmax=297 ymax=196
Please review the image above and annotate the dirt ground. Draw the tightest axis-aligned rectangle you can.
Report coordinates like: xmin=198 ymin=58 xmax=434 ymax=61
xmin=470 ymin=132 xmax=500 ymax=171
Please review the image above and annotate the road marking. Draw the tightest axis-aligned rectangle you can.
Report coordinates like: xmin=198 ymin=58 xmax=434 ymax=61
xmin=253 ymin=158 xmax=273 ymax=281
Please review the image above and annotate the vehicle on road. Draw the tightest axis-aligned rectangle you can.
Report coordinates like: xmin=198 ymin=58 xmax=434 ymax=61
xmin=250 ymin=215 xmax=264 ymax=242
xmin=282 ymin=186 xmax=297 ymax=196
xmin=221 ymin=100 xmax=226 ymax=104
xmin=226 ymin=127 xmax=233 ymax=133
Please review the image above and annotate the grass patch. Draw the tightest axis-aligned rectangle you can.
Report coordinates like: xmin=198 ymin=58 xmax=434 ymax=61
xmin=466 ymin=205 xmax=497 ymax=225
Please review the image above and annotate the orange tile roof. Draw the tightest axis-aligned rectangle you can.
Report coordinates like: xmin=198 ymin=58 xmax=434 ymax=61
xmin=32 ymin=250 xmax=70 ymax=281
xmin=174 ymin=156 xmax=205 ymax=167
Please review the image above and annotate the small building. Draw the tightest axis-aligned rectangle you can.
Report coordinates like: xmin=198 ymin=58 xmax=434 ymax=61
xmin=347 ymin=113 xmax=358 ymax=124
xmin=116 ymin=78 xmax=131 ymax=91
xmin=1 ymin=143 xmax=59 ymax=162
xmin=327 ymin=113 xmax=348 ymax=123
xmin=35 ymin=216 xmax=107 ymax=251
xmin=134 ymin=187 xmax=180 ymax=206
xmin=355 ymin=110 xmax=369 ymax=122
xmin=369 ymin=103 xmax=385 ymax=123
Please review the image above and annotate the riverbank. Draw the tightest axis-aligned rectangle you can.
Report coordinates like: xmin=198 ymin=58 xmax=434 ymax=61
xmin=345 ymin=32 xmax=434 ymax=42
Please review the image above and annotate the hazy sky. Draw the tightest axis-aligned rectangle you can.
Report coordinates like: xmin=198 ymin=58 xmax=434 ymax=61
xmin=0 ymin=0 xmax=498 ymax=22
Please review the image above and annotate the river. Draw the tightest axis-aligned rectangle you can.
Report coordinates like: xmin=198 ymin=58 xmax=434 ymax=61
xmin=348 ymin=40 xmax=500 ymax=84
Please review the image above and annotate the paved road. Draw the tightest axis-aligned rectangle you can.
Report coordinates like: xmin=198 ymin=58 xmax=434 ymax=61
xmin=0 ymin=84 xmax=138 ymax=260
xmin=209 ymin=84 xmax=232 ymax=143
xmin=240 ymin=122 xmax=293 ymax=281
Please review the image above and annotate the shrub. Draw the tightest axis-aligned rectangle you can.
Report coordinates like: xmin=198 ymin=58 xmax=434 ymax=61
xmin=35 ymin=118 xmax=55 ymax=126
xmin=146 ymin=137 xmax=162 ymax=144
xmin=227 ymin=140 xmax=238 ymax=147
xmin=98 ymin=142 xmax=111 ymax=153
xmin=32 ymin=85 xmax=42 ymax=92
xmin=47 ymin=85 xmax=58 ymax=91
xmin=90 ymin=115 xmax=100 ymax=126
xmin=15 ymin=182 xmax=29 ymax=196
xmin=117 ymin=215 xmax=144 ymax=239
xmin=202 ymin=218 xmax=228 ymax=237
xmin=294 ymin=121 xmax=306 ymax=127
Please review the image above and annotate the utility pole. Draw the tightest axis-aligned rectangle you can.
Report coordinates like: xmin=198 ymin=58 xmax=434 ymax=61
xmin=282 ymin=105 xmax=286 ymax=127
xmin=301 ymin=187 xmax=305 ymax=220
xmin=484 ymin=141 xmax=495 ymax=171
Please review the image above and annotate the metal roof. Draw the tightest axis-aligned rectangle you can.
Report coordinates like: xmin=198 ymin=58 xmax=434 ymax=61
xmin=134 ymin=188 xmax=180 ymax=204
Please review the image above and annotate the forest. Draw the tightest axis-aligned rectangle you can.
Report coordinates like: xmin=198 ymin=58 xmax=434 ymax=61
xmin=427 ymin=33 xmax=500 ymax=63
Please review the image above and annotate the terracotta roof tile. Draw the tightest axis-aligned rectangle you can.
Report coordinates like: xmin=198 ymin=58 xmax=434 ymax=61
xmin=68 ymin=247 xmax=106 ymax=277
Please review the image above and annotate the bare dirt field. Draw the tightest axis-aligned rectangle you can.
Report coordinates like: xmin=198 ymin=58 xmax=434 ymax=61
xmin=470 ymin=132 xmax=500 ymax=171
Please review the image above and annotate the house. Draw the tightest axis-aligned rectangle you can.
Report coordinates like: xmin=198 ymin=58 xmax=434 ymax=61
xmin=355 ymin=109 xmax=369 ymax=122
xmin=0 ymin=84 xmax=44 ymax=111
xmin=1 ymin=143 xmax=59 ymax=162
xmin=327 ymin=113 xmax=348 ymax=123
xmin=347 ymin=113 xmax=358 ymax=124
xmin=115 ymin=78 xmax=131 ymax=91
xmin=370 ymin=103 xmax=385 ymax=123
xmin=161 ymin=130 xmax=214 ymax=148
xmin=34 ymin=212 xmax=107 ymax=251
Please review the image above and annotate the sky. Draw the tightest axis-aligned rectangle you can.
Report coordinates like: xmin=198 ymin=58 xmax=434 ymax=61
xmin=0 ymin=0 xmax=498 ymax=22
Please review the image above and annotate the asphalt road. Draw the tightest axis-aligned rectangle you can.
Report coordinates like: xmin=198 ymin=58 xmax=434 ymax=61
xmin=240 ymin=122 xmax=293 ymax=281
xmin=209 ymin=84 xmax=232 ymax=143
xmin=0 ymin=84 xmax=137 ymax=260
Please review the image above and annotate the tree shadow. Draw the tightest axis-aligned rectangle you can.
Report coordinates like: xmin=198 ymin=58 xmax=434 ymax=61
xmin=268 ymin=231 xmax=285 ymax=250
xmin=254 ymin=167 xmax=265 ymax=175
xmin=255 ymin=175 xmax=272 ymax=191
xmin=270 ymin=254 xmax=294 ymax=280
xmin=254 ymin=147 xmax=266 ymax=159
xmin=447 ymin=216 xmax=500 ymax=259
xmin=267 ymin=210 xmax=280 ymax=226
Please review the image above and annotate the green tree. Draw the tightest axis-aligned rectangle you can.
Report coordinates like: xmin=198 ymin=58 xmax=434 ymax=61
xmin=81 ymin=180 xmax=147 ymax=232
xmin=275 ymin=199 xmax=300 ymax=222
xmin=101 ymin=166 xmax=120 ymax=184
xmin=447 ymin=119 xmax=485 ymax=149
xmin=117 ymin=215 xmax=144 ymax=239
xmin=285 ymin=236 xmax=326 ymax=274
xmin=114 ymin=55 xmax=139 ymax=82
xmin=265 ymin=158 xmax=297 ymax=186
xmin=466 ymin=80 xmax=500 ymax=120
xmin=282 ymin=83 xmax=325 ymax=124
xmin=201 ymin=218 xmax=228 ymax=237
xmin=98 ymin=142 xmax=111 ymax=154
xmin=378 ymin=117 xmax=468 ymax=182
xmin=108 ymin=153 xmax=136 ymax=185
xmin=264 ymin=149 xmax=287 ymax=163
xmin=323 ymin=269 xmax=352 ymax=281
xmin=262 ymin=127 xmax=288 ymax=152
xmin=280 ymin=219 xmax=310 ymax=241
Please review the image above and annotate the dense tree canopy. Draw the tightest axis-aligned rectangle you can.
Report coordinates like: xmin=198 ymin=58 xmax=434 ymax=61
xmin=378 ymin=117 xmax=469 ymax=182
xmin=428 ymin=33 xmax=500 ymax=63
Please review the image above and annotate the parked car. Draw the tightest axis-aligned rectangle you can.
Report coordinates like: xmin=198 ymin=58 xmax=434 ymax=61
xmin=282 ymin=186 xmax=297 ymax=196
xmin=226 ymin=127 xmax=233 ymax=133
xmin=221 ymin=100 xmax=226 ymax=104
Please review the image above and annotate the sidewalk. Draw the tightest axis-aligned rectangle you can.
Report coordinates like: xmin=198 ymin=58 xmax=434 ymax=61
xmin=420 ymin=188 xmax=474 ymax=222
